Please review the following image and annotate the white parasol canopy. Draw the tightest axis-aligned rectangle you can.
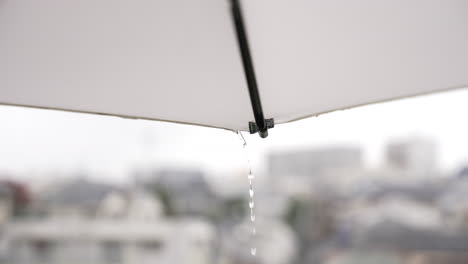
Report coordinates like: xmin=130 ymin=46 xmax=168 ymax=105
xmin=1 ymin=0 xmax=467 ymax=135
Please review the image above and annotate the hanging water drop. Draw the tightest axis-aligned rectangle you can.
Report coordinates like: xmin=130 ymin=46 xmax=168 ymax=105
xmin=237 ymin=131 xmax=257 ymax=257
xmin=251 ymin=247 xmax=257 ymax=256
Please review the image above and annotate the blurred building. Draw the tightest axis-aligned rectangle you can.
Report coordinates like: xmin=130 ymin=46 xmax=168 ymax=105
xmin=386 ymin=137 xmax=437 ymax=174
xmin=141 ymin=169 xmax=220 ymax=218
xmin=437 ymin=179 xmax=468 ymax=230
xmin=268 ymin=147 xmax=362 ymax=179
xmin=2 ymin=135 xmax=467 ymax=264
xmin=2 ymin=177 xmax=215 ymax=264
xmin=219 ymin=219 xmax=297 ymax=264
xmin=33 ymin=178 xmax=121 ymax=218
xmin=0 ymin=184 xmax=13 ymax=225
xmin=0 ymin=180 xmax=31 ymax=219
xmin=5 ymin=219 xmax=214 ymax=264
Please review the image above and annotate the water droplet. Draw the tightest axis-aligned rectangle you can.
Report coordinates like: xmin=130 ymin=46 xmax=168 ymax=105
xmin=237 ymin=132 xmax=257 ymax=257
xmin=251 ymin=247 xmax=257 ymax=256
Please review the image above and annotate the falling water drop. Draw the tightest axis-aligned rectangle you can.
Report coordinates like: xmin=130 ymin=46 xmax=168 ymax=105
xmin=237 ymin=131 xmax=257 ymax=257
xmin=251 ymin=247 xmax=257 ymax=256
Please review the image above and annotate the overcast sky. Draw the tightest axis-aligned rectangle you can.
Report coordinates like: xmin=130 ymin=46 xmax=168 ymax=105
xmin=1 ymin=88 xmax=468 ymax=183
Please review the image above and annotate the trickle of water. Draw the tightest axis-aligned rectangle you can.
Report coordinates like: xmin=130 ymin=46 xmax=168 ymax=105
xmin=251 ymin=247 xmax=257 ymax=256
xmin=250 ymin=214 xmax=255 ymax=222
xmin=237 ymin=131 xmax=257 ymax=257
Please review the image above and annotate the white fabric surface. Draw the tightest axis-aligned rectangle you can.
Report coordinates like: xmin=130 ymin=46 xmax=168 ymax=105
xmin=1 ymin=0 xmax=467 ymax=131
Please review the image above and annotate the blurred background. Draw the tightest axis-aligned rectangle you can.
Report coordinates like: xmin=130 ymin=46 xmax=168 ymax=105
xmin=2 ymin=89 xmax=468 ymax=264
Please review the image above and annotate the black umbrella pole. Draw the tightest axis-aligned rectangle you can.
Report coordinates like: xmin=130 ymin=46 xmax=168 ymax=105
xmin=230 ymin=0 xmax=274 ymax=138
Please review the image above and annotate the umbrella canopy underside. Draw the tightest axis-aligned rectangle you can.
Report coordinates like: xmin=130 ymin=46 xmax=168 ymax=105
xmin=1 ymin=0 xmax=468 ymax=131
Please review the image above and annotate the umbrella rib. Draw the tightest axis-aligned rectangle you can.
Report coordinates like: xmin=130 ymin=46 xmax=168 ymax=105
xmin=230 ymin=0 xmax=274 ymax=138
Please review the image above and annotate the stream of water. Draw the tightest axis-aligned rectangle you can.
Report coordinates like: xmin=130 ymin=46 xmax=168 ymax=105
xmin=237 ymin=131 xmax=257 ymax=256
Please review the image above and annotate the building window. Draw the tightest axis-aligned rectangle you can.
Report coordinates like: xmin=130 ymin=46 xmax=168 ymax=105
xmin=139 ymin=240 xmax=163 ymax=251
xmin=101 ymin=241 xmax=122 ymax=264
xmin=32 ymin=240 xmax=56 ymax=264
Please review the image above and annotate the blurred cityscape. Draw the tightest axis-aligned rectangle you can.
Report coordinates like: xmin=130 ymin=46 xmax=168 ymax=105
xmin=2 ymin=136 xmax=468 ymax=264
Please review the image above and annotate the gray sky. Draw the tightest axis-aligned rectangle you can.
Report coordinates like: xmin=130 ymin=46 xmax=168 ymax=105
xmin=1 ymin=88 xmax=468 ymax=183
